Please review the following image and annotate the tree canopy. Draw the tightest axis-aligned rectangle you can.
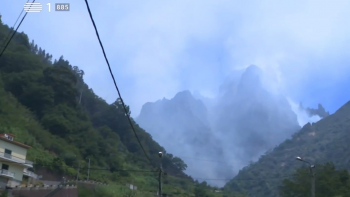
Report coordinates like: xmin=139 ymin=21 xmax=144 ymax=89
xmin=279 ymin=163 xmax=350 ymax=197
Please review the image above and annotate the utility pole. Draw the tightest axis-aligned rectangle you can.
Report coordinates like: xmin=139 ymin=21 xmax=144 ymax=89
xmin=311 ymin=167 xmax=315 ymax=197
xmin=76 ymin=160 xmax=80 ymax=181
xmin=87 ymin=158 xmax=90 ymax=181
xmin=296 ymin=157 xmax=315 ymax=197
xmin=158 ymin=152 xmax=163 ymax=197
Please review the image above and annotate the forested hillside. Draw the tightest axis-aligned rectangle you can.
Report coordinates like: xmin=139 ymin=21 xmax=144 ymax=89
xmin=0 ymin=15 xmax=242 ymax=196
xmin=224 ymin=100 xmax=350 ymax=197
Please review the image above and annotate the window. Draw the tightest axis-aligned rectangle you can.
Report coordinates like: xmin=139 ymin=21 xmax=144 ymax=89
xmin=1 ymin=164 xmax=9 ymax=170
xmin=4 ymin=149 xmax=11 ymax=155
xmin=4 ymin=149 xmax=12 ymax=159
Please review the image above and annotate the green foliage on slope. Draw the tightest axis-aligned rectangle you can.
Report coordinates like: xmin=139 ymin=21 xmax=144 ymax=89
xmin=225 ymin=100 xmax=350 ymax=196
xmin=0 ymin=14 xmax=242 ymax=196
xmin=279 ymin=162 xmax=350 ymax=197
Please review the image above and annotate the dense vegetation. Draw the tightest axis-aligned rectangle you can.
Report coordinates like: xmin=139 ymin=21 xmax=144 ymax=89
xmin=279 ymin=162 xmax=350 ymax=197
xmin=0 ymin=15 xmax=242 ymax=196
xmin=225 ymin=100 xmax=350 ymax=196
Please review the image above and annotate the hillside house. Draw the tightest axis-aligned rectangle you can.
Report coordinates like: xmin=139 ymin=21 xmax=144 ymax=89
xmin=0 ymin=133 xmax=38 ymax=188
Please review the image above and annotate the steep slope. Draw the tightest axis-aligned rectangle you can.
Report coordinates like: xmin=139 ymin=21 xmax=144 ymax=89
xmin=137 ymin=91 xmax=227 ymax=181
xmin=137 ymin=65 xmax=303 ymax=187
xmin=137 ymin=90 xmax=210 ymax=141
xmin=211 ymin=65 xmax=300 ymax=170
xmin=0 ymin=15 xmax=225 ymax=196
xmin=225 ymin=100 xmax=350 ymax=197
xmin=0 ymin=76 xmax=78 ymax=172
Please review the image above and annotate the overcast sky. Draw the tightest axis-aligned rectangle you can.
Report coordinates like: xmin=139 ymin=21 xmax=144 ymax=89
xmin=1 ymin=0 xmax=350 ymax=117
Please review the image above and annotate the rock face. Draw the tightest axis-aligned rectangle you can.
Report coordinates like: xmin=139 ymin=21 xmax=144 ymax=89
xmin=300 ymin=103 xmax=330 ymax=118
xmin=137 ymin=65 xmax=302 ymax=186
xmin=137 ymin=90 xmax=218 ymax=156
xmin=212 ymin=65 xmax=300 ymax=164
xmin=137 ymin=90 xmax=226 ymax=183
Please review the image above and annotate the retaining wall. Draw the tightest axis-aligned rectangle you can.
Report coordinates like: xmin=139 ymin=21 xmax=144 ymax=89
xmin=10 ymin=185 xmax=77 ymax=197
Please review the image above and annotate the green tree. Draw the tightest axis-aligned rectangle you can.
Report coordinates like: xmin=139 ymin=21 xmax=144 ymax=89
xmin=279 ymin=163 xmax=350 ymax=197
xmin=172 ymin=157 xmax=187 ymax=171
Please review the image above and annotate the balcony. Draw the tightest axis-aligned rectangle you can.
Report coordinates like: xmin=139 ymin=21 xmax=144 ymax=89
xmin=0 ymin=169 xmax=15 ymax=178
xmin=23 ymin=169 xmax=38 ymax=179
xmin=0 ymin=151 xmax=33 ymax=167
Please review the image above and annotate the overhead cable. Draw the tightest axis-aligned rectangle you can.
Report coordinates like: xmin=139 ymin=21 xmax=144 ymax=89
xmin=0 ymin=0 xmax=30 ymax=49
xmin=83 ymin=0 xmax=152 ymax=165
xmin=0 ymin=0 xmax=35 ymax=59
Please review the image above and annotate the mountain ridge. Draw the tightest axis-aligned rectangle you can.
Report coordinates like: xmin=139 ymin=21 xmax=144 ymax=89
xmin=224 ymin=99 xmax=350 ymax=196
xmin=136 ymin=65 xmax=312 ymax=187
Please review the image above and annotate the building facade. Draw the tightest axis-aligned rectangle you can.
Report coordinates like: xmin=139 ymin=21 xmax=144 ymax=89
xmin=0 ymin=133 xmax=38 ymax=188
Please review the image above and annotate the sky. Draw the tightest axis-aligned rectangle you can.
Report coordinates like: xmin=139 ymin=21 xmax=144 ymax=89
xmin=1 ymin=0 xmax=350 ymax=118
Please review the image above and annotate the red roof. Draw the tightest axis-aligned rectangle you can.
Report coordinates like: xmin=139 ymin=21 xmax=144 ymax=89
xmin=0 ymin=133 xmax=31 ymax=149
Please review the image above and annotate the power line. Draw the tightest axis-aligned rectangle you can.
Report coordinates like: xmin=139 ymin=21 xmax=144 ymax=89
xmin=172 ymin=142 xmax=331 ymax=164
xmin=193 ymin=175 xmax=294 ymax=181
xmin=0 ymin=0 xmax=35 ymax=59
xmin=1 ymin=157 xmax=327 ymax=183
xmin=166 ymin=172 xmax=294 ymax=182
xmin=82 ymin=167 xmax=156 ymax=172
xmin=1 ymin=159 xmax=156 ymax=173
xmin=179 ymin=156 xmax=235 ymax=163
xmin=83 ymin=0 xmax=152 ymax=165
xmin=0 ymin=0 xmax=30 ymax=49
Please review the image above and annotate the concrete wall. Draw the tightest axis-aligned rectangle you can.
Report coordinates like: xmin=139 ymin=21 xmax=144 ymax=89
xmin=41 ymin=180 xmax=61 ymax=186
xmin=0 ymin=161 xmax=24 ymax=182
xmin=35 ymin=167 xmax=74 ymax=182
xmin=8 ymin=179 xmax=21 ymax=188
xmin=0 ymin=177 xmax=8 ymax=188
xmin=0 ymin=140 xmax=27 ymax=160
xmin=10 ymin=186 xmax=78 ymax=197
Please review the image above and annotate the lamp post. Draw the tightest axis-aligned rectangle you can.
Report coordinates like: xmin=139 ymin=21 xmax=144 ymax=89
xmin=296 ymin=157 xmax=315 ymax=197
xmin=76 ymin=160 xmax=80 ymax=181
xmin=87 ymin=158 xmax=90 ymax=181
xmin=74 ymin=155 xmax=80 ymax=181
xmin=158 ymin=151 xmax=163 ymax=197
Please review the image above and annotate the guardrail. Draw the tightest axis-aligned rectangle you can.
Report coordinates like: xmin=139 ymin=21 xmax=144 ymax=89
xmin=23 ymin=169 xmax=38 ymax=179
xmin=0 ymin=151 xmax=33 ymax=166
xmin=0 ymin=169 xmax=15 ymax=177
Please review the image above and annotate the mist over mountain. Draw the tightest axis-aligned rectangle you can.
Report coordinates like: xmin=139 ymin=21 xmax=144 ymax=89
xmin=137 ymin=90 xmax=229 ymax=182
xmin=212 ymin=65 xmax=301 ymax=165
xmin=137 ymin=65 xmax=321 ymax=186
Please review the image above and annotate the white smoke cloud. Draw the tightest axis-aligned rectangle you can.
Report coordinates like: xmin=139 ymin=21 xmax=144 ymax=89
xmin=287 ymin=98 xmax=321 ymax=126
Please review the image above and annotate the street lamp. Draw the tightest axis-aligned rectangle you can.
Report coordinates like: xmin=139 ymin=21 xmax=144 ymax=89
xmin=158 ymin=152 xmax=163 ymax=197
xmin=296 ymin=157 xmax=315 ymax=197
xmin=75 ymin=155 xmax=80 ymax=181
xmin=86 ymin=158 xmax=91 ymax=181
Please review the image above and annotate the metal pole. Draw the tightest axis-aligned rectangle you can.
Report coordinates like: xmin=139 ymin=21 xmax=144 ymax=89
xmin=87 ymin=158 xmax=90 ymax=181
xmin=158 ymin=159 xmax=162 ymax=197
xmin=311 ymin=167 xmax=315 ymax=197
xmin=76 ymin=161 xmax=80 ymax=181
xmin=296 ymin=157 xmax=315 ymax=197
